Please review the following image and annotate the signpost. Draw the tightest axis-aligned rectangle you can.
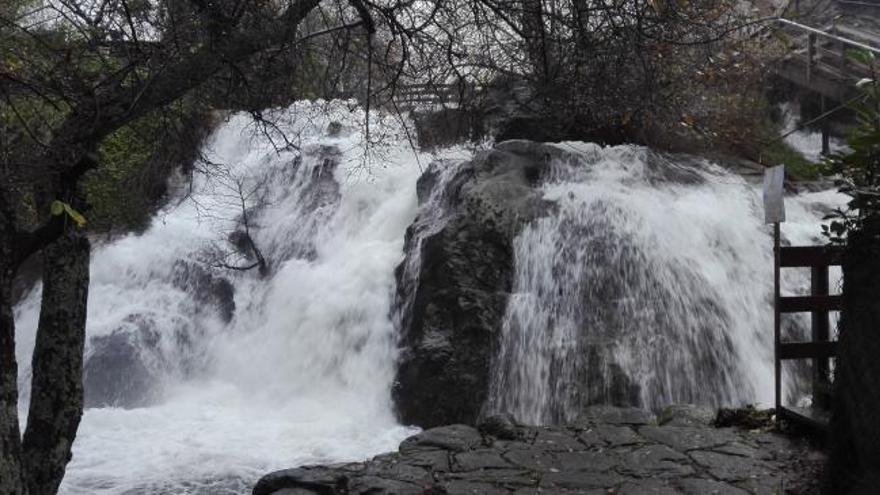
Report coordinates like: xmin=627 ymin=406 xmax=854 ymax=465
xmin=763 ymin=165 xmax=785 ymax=417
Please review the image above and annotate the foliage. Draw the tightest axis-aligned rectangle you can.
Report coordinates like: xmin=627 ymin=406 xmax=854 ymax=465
xmin=763 ymin=139 xmax=821 ymax=180
xmin=822 ymin=52 xmax=880 ymax=244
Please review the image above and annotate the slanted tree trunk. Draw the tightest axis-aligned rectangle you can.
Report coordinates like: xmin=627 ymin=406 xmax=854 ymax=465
xmin=20 ymin=231 xmax=90 ymax=495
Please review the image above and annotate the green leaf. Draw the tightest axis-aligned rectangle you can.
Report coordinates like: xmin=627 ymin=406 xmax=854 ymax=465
xmin=50 ymin=200 xmax=87 ymax=227
xmin=62 ymin=203 xmax=87 ymax=227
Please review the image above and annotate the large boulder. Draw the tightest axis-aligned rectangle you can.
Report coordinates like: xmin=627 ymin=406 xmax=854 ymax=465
xmin=392 ymin=141 xmax=563 ymax=427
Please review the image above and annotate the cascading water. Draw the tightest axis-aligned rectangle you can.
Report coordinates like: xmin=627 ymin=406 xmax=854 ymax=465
xmin=486 ymin=142 xmax=846 ymax=425
xmin=12 ymin=105 xmax=843 ymax=491
xmin=13 ymin=101 xmax=469 ymax=494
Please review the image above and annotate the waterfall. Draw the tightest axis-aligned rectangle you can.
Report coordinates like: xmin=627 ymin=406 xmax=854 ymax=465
xmin=12 ymin=109 xmax=842 ymax=491
xmin=487 ymin=142 xmax=845 ymax=425
xmin=12 ymin=101 xmax=468 ymax=494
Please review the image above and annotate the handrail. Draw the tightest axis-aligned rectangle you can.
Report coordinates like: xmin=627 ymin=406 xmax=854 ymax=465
xmin=776 ymin=17 xmax=880 ymax=56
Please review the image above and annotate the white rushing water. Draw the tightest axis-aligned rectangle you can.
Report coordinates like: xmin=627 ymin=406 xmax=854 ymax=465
xmin=487 ymin=142 xmax=846 ymax=425
xmin=13 ymin=101 xmax=472 ymax=494
xmin=780 ymin=102 xmax=848 ymax=162
xmin=12 ymin=103 xmax=845 ymax=491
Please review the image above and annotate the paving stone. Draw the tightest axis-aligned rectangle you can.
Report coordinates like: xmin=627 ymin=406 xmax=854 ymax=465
xmin=676 ymin=478 xmax=748 ymax=495
xmin=401 ymin=449 xmax=450 ymax=472
xmin=734 ymin=475 xmax=785 ymax=495
xmin=454 ymin=449 xmax=513 ymax=471
xmin=364 ymin=458 xmax=431 ymax=484
xmin=593 ymin=425 xmax=644 ymax=446
xmin=255 ymin=407 xmax=824 ymax=494
xmin=439 ymin=480 xmax=512 ymax=494
xmin=347 ymin=475 xmax=426 ymax=494
xmin=618 ymin=479 xmax=682 ymax=494
xmin=533 ymin=429 xmax=588 ymax=451
xmin=539 ymin=471 xmax=624 ymax=490
xmin=503 ymin=449 xmax=617 ymax=473
xmin=658 ymin=404 xmax=716 ymax=427
xmin=749 ymin=432 xmax=799 ymax=461
xmin=553 ymin=451 xmax=619 ymax=472
xmin=711 ymin=442 xmax=773 ymax=460
xmin=580 ymin=405 xmax=655 ymax=425
xmin=639 ymin=426 xmax=740 ymax=452
xmin=478 ymin=414 xmax=524 ymax=441
xmin=689 ymin=451 xmax=775 ymax=482
xmin=503 ymin=448 xmax=558 ymax=471
xmin=399 ymin=424 xmax=483 ymax=453
xmin=619 ymin=445 xmax=695 ymax=478
xmin=445 ymin=468 xmax=538 ymax=488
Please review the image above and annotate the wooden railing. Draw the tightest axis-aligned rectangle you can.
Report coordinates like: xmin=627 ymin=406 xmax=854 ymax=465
xmin=774 ymin=244 xmax=843 ymax=429
xmin=775 ymin=18 xmax=879 ymax=99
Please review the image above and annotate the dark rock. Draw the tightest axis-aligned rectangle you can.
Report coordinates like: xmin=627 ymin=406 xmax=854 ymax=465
xmin=578 ymin=425 xmax=644 ymax=447
xmin=252 ymin=466 xmax=347 ymax=495
xmin=618 ymin=479 xmax=681 ymax=494
xmin=688 ymin=451 xmax=775 ymax=482
xmin=477 ymin=414 xmax=522 ymax=441
xmin=444 ymin=469 xmax=536 ymax=488
xmin=253 ymin=421 xmax=824 ymax=495
xmin=402 ymin=450 xmax=451 ymax=472
xmin=83 ymin=321 xmax=159 ymax=409
xmin=532 ymin=429 xmax=587 ymax=452
xmin=676 ymin=478 xmax=747 ymax=495
xmin=539 ymin=471 xmax=624 ymax=490
xmin=580 ymin=406 xmax=655 ymax=426
xmin=171 ymin=260 xmax=235 ymax=322
xmin=618 ymin=445 xmax=695 ymax=478
xmin=713 ymin=405 xmax=773 ymax=429
xmin=393 ymin=142 xmax=563 ymax=427
xmin=346 ymin=476 xmax=425 ymax=494
xmin=399 ymin=425 xmax=483 ymax=453
xmin=658 ymin=404 xmax=716 ymax=427
xmin=438 ymin=480 xmax=511 ymax=495
xmin=638 ymin=426 xmax=739 ymax=452
xmin=453 ymin=449 xmax=512 ymax=471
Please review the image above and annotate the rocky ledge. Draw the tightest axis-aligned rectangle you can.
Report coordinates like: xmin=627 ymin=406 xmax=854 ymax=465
xmin=253 ymin=406 xmax=824 ymax=494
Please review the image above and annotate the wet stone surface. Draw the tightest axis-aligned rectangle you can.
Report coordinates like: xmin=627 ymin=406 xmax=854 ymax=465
xmin=253 ymin=408 xmax=824 ymax=495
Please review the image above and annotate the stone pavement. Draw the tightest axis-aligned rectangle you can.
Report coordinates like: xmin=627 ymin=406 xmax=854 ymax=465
xmin=253 ymin=406 xmax=825 ymax=494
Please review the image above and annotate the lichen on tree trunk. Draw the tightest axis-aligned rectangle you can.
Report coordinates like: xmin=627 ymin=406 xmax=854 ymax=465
xmin=20 ymin=232 xmax=90 ymax=495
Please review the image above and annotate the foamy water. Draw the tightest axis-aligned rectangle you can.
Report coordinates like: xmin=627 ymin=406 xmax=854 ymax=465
xmin=13 ymin=105 xmax=844 ymax=491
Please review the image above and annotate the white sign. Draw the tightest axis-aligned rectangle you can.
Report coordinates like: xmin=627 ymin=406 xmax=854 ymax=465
xmin=763 ymin=165 xmax=785 ymax=224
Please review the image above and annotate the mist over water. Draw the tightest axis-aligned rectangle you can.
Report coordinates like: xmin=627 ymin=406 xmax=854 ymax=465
xmin=13 ymin=104 xmax=844 ymax=492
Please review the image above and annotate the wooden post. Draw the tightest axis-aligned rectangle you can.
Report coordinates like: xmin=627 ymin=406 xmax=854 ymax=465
xmin=774 ymin=223 xmax=782 ymax=416
xmin=811 ymin=263 xmax=831 ymax=409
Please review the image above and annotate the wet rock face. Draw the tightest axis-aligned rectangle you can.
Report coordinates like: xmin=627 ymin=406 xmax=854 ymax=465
xmin=392 ymin=141 xmax=561 ymax=428
xmin=83 ymin=323 xmax=159 ymax=408
xmin=253 ymin=407 xmax=824 ymax=495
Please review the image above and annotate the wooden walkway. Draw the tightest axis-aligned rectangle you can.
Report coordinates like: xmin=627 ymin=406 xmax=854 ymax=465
xmin=775 ymin=17 xmax=880 ymax=101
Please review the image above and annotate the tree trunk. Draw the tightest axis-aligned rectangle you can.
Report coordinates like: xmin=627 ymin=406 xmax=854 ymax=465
xmin=0 ymin=260 xmax=25 ymax=494
xmin=828 ymin=231 xmax=880 ymax=491
xmin=20 ymin=232 xmax=90 ymax=495
xmin=0 ymin=199 xmax=26 ymax=494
